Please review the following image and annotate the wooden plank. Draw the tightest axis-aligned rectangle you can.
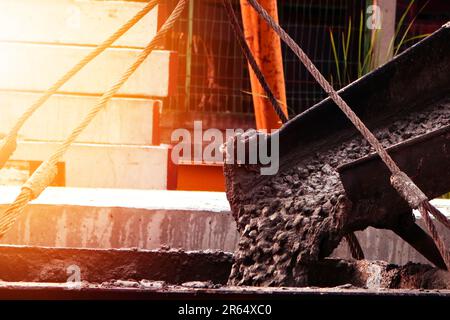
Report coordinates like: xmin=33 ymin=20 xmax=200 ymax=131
xmin=11 ymin=141 xmax=171 ymax=189
xmin=0 ymin=42 xmax=176 ymax=97
xmin=0 ymin=0 xmax=158 ymax=48
xmin=0 ymin=91 xmax=160 ymax=145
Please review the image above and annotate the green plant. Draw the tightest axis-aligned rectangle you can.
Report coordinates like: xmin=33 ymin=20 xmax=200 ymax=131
xmin=329 ymin=1 xmax=450 ymax=200
xmin=329 ymin=0 xmax=430 ymax=88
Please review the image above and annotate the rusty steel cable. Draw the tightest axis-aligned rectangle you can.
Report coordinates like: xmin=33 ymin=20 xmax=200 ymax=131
xmin=0 ymin=0 xmax=188 ymax=238
xmin=344 ymin=233 xmax=365 ymax=260
xmin=222 ymin=0 xmax=288 ymax=124
xmin=0 ymin=0 xmax=160 ymax=170
xmin=246 ymin=0 xmax=450 ymax=269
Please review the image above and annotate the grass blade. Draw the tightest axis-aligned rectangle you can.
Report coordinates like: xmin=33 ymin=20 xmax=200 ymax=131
xmin=394 ymin=0 xmax=430 ymax=56
xmin=329 ymin=29 xmax=342 ymax=87
xmin=358 ymin=10 xmax=363 ymax=78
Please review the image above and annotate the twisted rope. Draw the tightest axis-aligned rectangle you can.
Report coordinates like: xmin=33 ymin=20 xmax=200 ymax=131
xmin=0 ymin=0 xmax=188 ymax=238
xmin=0 ymin=0 xmax=160 ymax=170
xmin=222 ymin=0 xmax=288 ymax=124
xmin=246 ymin=0 xmax=450 ymax=269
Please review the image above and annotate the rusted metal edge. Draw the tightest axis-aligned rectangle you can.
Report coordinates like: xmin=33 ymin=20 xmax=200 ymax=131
xmin=274 ymin=24 xmax=450 ymax=158
xmin=338 ymin=125 xmax=450 ymax=203
xmin=338 ymin=125 xmax=450 ymax=173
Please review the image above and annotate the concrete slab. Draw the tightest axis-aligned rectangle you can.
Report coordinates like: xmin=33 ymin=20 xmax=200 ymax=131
xmin=0 ymin=187 xmax=231 ymax=212
xmin=0 ymin=187 xmax=238 ymax=250
xmin=11 ymin=142 xmax=171 ymax=189
xmin=0 ymin=0 xmax=159 ymax=48
xmin=0 ymin=186 xmax=448 ymax=267
xmin=0 ymin=91 xmax=160 ymax=145
xmin=0 ymin=43 xmax=176 ymax=97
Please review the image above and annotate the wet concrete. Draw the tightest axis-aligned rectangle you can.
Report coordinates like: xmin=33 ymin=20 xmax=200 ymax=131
xmin=225 ymin=97 xmax=450 ymax=287
xmin=224 ymin=25 xmax=450 ymax=287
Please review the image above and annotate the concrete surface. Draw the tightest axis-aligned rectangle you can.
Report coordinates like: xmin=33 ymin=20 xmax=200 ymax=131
xmin=0 ymin=92 xmax=160 ymax=145
xmin=0 ymin=187 xmax=238 ymax=250
xmin=0 ymin=44 xmax=176 ymax=97
xmin=0 ymin=0 xmax=159 ymax=48
xmin=0 ymin=187 xmax=449 ymax=266
xmin=11 ymin=143 xmax=171 ymax=189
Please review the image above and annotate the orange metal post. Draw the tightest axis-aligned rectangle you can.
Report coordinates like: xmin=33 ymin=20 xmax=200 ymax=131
xmin=240 ymin=0 xmax=288 ymax=130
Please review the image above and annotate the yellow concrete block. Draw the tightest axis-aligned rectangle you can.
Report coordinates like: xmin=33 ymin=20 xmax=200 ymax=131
xmin=0 ymin=91 xmax=160 ymax=145
xmin=0 ymin=43 xmax=176 ymax=97
xmin=0 ymin=0 xmax=158 ymax=48
xmin=12 ymin=141 xmax=171 ymax=189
